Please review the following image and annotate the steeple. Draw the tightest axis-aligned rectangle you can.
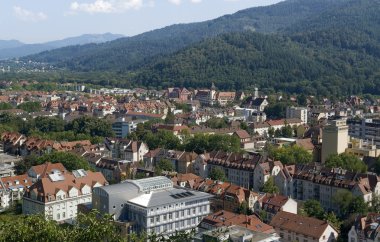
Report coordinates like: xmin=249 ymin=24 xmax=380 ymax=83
xmin=211 ymin=82 xmax=216 ymax=90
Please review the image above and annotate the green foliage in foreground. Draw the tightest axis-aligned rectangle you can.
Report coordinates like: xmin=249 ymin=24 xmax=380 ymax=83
xmin=0 ymin=210 xmax=195 ymax=242
xmin=0 ymin=210 xmax=121 ymax=242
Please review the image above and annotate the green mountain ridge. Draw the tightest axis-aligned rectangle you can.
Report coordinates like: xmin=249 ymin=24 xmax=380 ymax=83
xmin=24 ymin=0 xmax=349 ymax=71
xmin=20 ymin=0 xmax=380 ymax=96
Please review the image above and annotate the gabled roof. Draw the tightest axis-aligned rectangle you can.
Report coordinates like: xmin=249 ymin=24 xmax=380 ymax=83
xmin=202 ymin=210 xmax=274 ymax=234
xmin=29 ymin=162 xmax=66 ymax=178
xmin=234 ymin=130 xmax=251 ymax=139
xmin=270 ymin=211 xmax=335 ymax=239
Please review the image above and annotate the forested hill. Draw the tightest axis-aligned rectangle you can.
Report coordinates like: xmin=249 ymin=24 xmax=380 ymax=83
xmin=24 ymin=0 xmax=348 ymax=71
xmin=129 ymin=0 xmax=380 ymax=96
xmin=131 ymin=31 xmax=380 ymax=97
xmin=21 ymin=0 xmax=380 ymax=96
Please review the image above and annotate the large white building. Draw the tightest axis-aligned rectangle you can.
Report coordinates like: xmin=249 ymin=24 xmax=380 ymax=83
xmin=23 ymin=166 xmax=107 ymax=222
xmin=92 ymin=176 xmax=213 ymax=235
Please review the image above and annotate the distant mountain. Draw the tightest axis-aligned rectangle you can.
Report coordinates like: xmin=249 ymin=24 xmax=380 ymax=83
xmin=0 ymin=33 xmax=124 ymax=60
xmin=0 ymin=40 xmax=24 ymax=50
xmin=24 ymin=0 xmax=349 ymax=71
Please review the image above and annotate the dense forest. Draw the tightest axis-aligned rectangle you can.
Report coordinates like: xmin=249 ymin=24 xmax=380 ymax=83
xmin=9 ymin=0 xmax=380 ymax=96
xmin=25 ymin=0 xmax=348 ymax=71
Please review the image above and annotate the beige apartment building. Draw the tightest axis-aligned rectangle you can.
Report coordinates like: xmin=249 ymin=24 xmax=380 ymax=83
xmin=321 ymin=119 xmax=349 ymax=162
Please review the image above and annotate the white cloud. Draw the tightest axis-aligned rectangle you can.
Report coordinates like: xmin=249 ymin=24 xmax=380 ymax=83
xmin=13 ymin=6 xmax=48 ymax=22
xmin=168 ymin=0 xmax=181 ymax=5
xmin=69 ymin=0 xmax=202 ymax=14
xmin=168 ymin=0 xmax=203 ymax=5
xmin=70 ymin=0 xmax=143 ymax=13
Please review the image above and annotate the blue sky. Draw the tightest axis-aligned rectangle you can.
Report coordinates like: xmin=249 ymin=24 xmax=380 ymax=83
xmin=1 ymin=0 xmax=283 ymax=43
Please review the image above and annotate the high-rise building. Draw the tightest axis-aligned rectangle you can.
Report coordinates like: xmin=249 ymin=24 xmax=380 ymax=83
xmin=321 ymin=119 xmax=349 ymax=162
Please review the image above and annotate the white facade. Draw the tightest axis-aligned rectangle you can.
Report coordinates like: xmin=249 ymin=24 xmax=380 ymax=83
xmin=23 ymin=187 xmax=95 ymax=222
xmin=128 ymin=196 xmax=210 ymax=235
xmin=23 ymin=168 xmax=107 ymax=222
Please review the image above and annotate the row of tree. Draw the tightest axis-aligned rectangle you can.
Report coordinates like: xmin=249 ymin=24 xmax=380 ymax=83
xmin=0 ymin=113 xmax=113 ymax=144
xmin=128 ymin=121 xmax=241 ymax=154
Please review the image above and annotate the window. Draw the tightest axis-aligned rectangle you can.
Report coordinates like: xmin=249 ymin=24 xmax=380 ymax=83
xmin=150 ymin=218 xmax=154 ymax=224
xmin=156 ymin=216 xmax=160 ymax=222
xmin=187 ymin=209 xmax=190 ymax=215
xmin=181 ymin=210 xmax=184 ymax=217
xmin=62 ymin=212 xmax=65 ymax=218
xmin=57 ymin=213 xmax=60 ymax=220
xmin=163 ymin=214 xmax=167 ymax=221
xmin=169 ymin=213 xmax=172 ymax=220
xmin=192 ymin=208 xmax=196 ymax=215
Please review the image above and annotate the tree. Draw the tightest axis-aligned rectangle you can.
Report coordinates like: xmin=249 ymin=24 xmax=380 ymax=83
xmin=268 ymin=127 xmax=275 ymax=138
xmin=297 ymin=94 xmax=308 ymax=106
xmin=261 ymin=177 xmax=279 ymax=194
xmin=156 ymin=159 xmax=174 ymax=172
xmin=17 ymin=102 xmax=42 ymax=113
xmin=303 ymin=200 xmax=325 ymax=220
xmin=371 ymin=195 xmax=380 ymax=213
xmin=274 ymin=129 xmax=282 ymax=137
xmin=332 ymin=190 xmax=353 ymax=216
xmin=238 ymin=201 xmax=251 ymax=215
xmin=209 ymin=167 xmax=227 ymax=182
xmin=0 ymin=102 xmax=13 ymax=110
xmin=71 ymin=210 xmax=123 ymax=242
xmin=205 ymin=117 xmax=228 ymax=129
xmin=325 ymin=153 xmax=367 ymax=173
xmin=0 ymin=210 xmax=124 ymax=242
xmin=34 ymin=116 xmax=65 ymax=133
xmin=66 ymin=116 xmax=114 ymax=137
xmin=325 ymin=212 xmax=342 ymax=230
xmin=17 ymin=152 xmax=91 ymax=173
xmin=0 ymin=214 xmax=67 ymax=242
xmin=349 ymin=197 xmax=368 ymax=215
xmin=268 ymin=145 xmax=312 ymax=165
xmin=281 ymin=125 xmax=293 ymax=138
xmin=164 ymin=108 xmax=175 ymax=124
